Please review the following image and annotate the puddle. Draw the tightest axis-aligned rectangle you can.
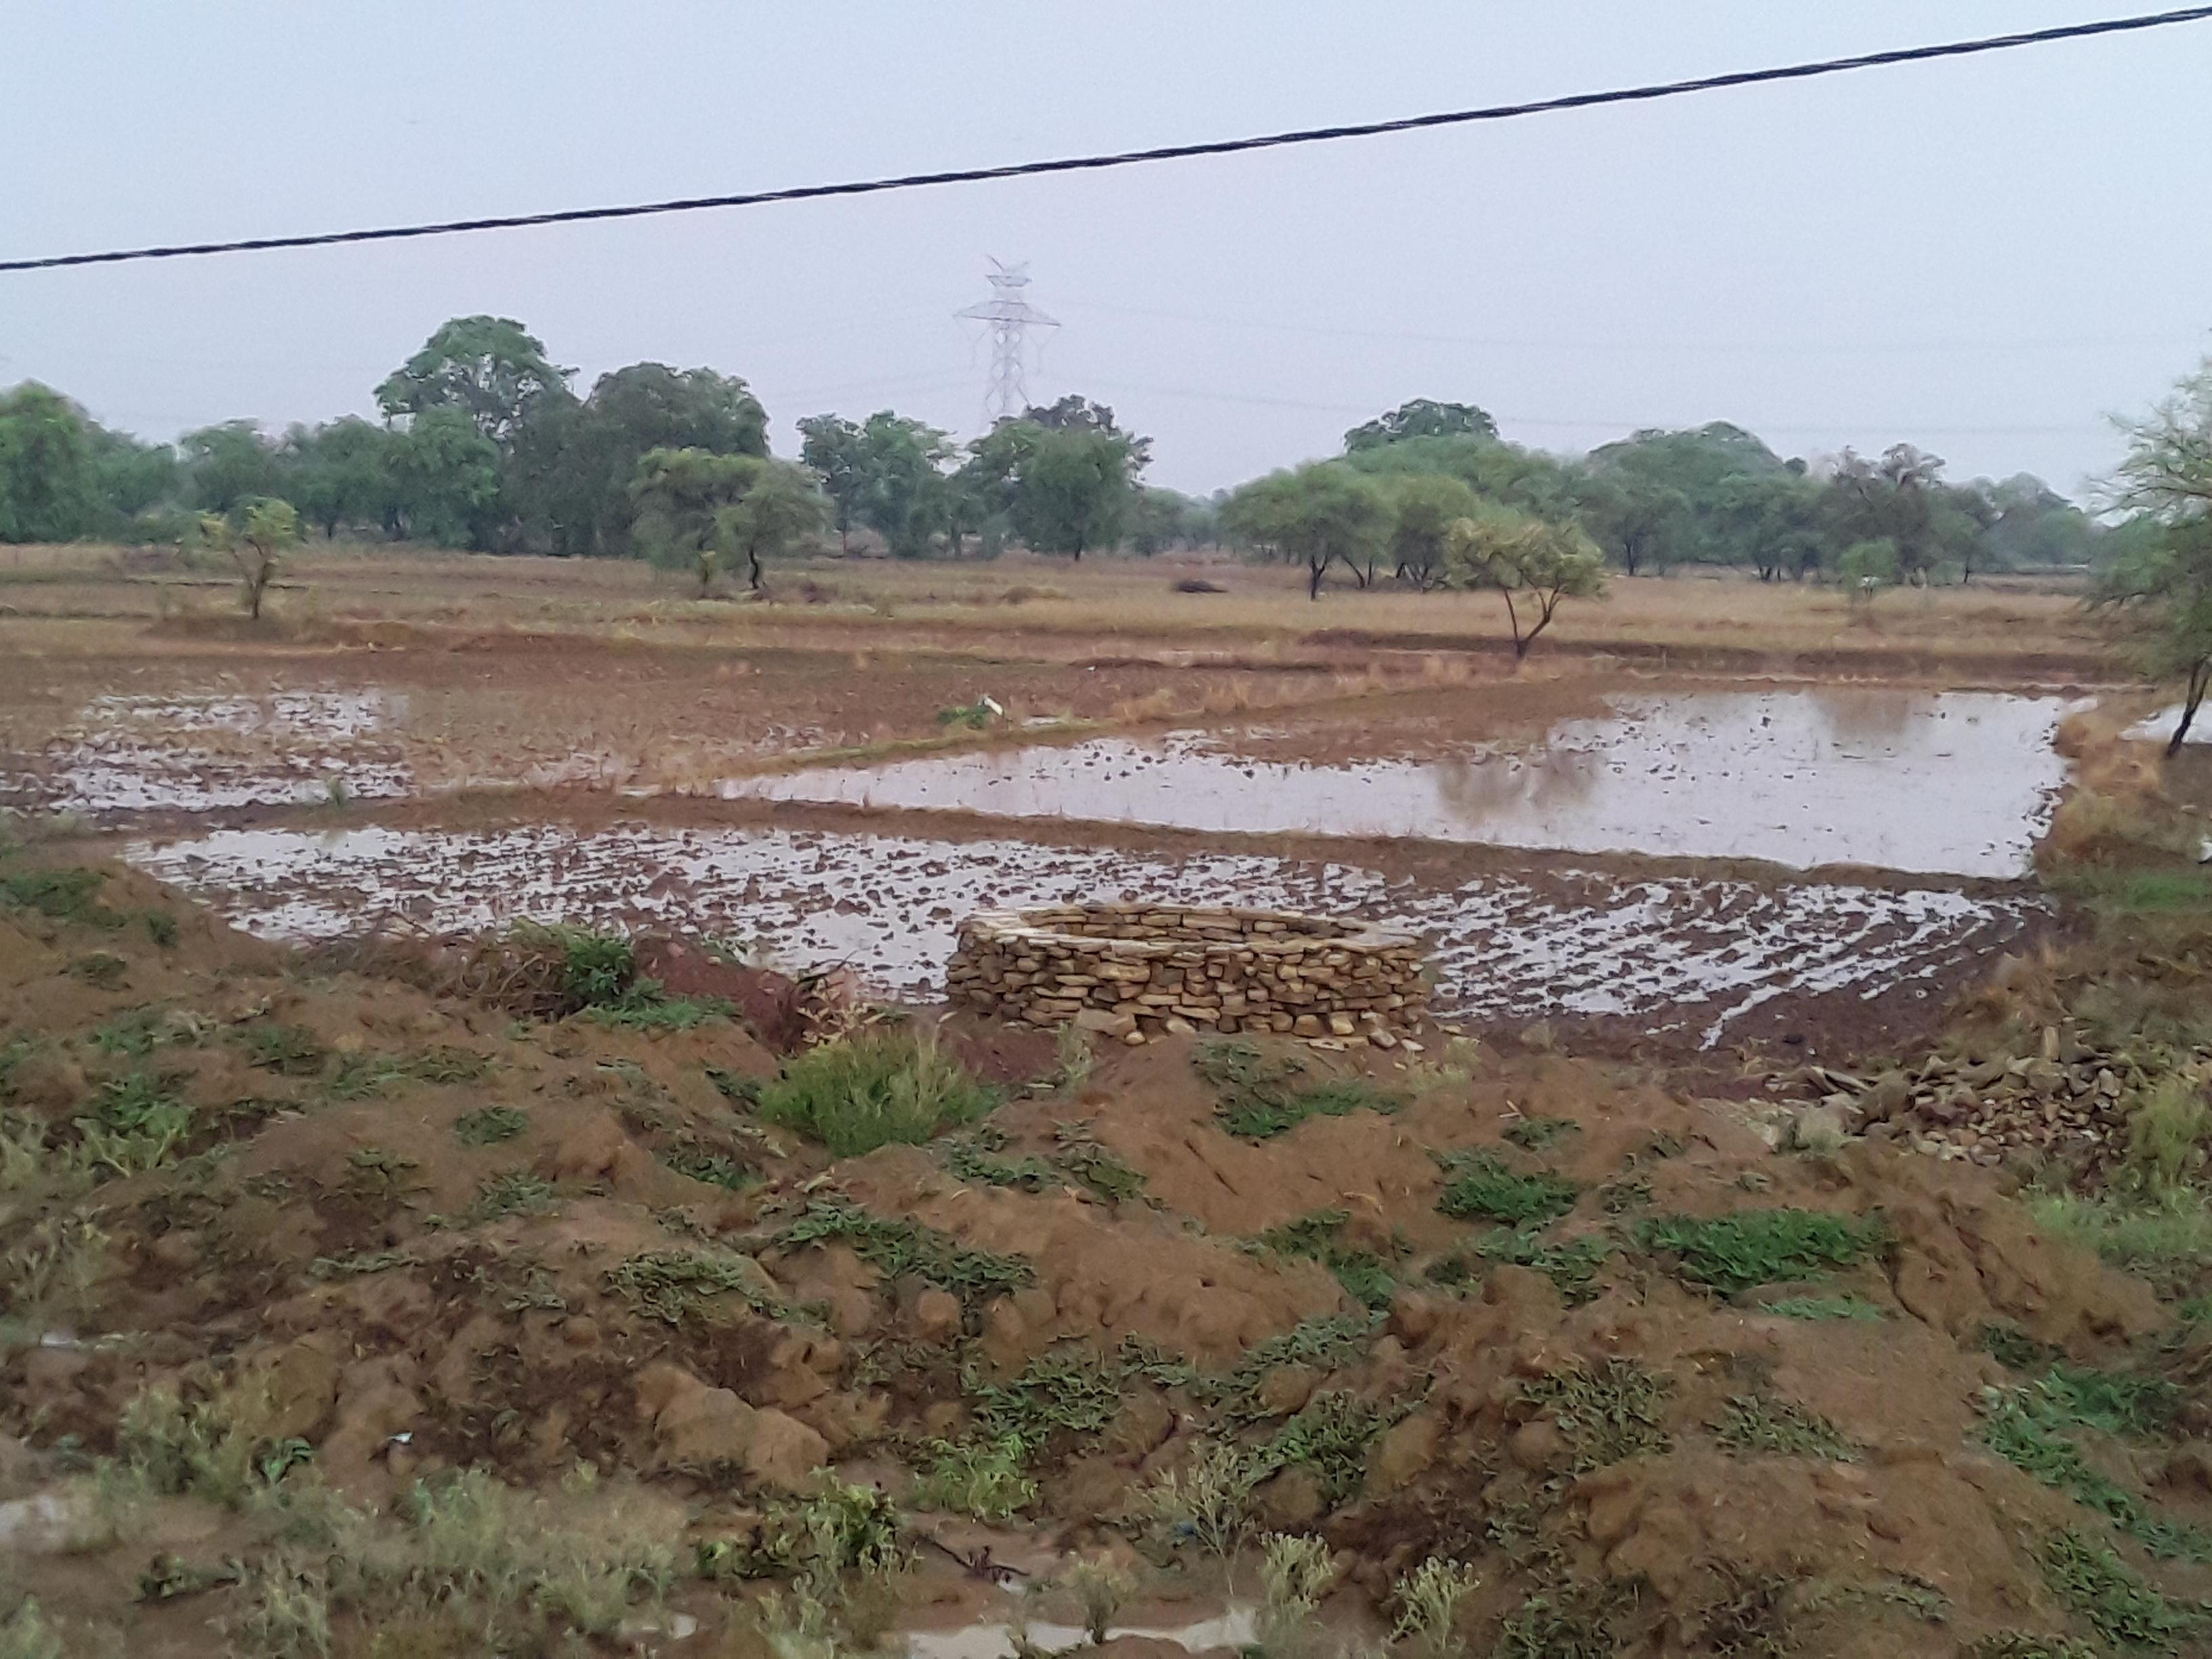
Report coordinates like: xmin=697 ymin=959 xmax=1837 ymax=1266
xmin=126 ymin=822 xmax=2044 ymax=1046
xmin=722 ymin=691 xmax=2076 ymax=878
xmin=2 ymin=692 xmax=413 ymax=815
xmin=2125 ymin=705 xmax=2208 ymax=747
xmin=903 ymin=1610 xmax=1254 ymax=1659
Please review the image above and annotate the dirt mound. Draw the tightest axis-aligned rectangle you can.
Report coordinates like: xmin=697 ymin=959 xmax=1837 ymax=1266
xmin=3 ymin=854 xmax=2208 ymax=1658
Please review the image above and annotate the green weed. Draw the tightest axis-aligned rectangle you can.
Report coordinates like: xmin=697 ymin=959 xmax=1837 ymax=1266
xmin=2036 ymin=1529 xmax=2211 ymax=1651
xmin=773 ymin=1195 xmax=1032 ymax=1307
xmin=1429 ymin=1228 xmax=1615 ymax=1304
xmin=214 ymin=1553 xmax=332 ymax=1659
xmin=1503 ymin=1115 xmax=1581 ymax=1152
xmin=968 ymin=1349 xmax=1126 ymax=1444
xmin=1764 ymin=1294 xmax=1887 ymax=1322
xmin=760 ymin=1031 xmax=998 ymax=1157
xmin=705 ymin=1065 xmax=763 ymax=1105
xmin=941 ymin=1123 xmax=1146 ymax=1206
xmin=141 ymin=908 xmax=178 ymax=947
xmin=1433 ymin=1149 xmax=1580 ymax=1227
xmin=1193 ymin=1038 xmax=1404 ymax=1139
xmin=455 ymin=1170 xmax=557 ymax=1225
xmin=1976 ymin=1380 xmax=2208 ymax=1559
xmin=1713 ymin=1395 xmax=1859 ymax=1461
xmin=1133 ymin=1441 xmax=1258 ymax=1574
xmin=76 ymin=1071 xmax=192 ymax=1174
xmin=1 ymin=866 xmax=122 ymax=926
xmin=339 ymin=1147 xmax=422 ymax=1206
xmin=68 ymin=951 xmax=128 ymax=989
xmin=2032 ymin=1189 xmax=2212 ymax=1298
xmin=1492 ymin=1579 xmax=1641 ymax=1659
xmin=1637 ymin=1208 xmax=1889 ymax=1295
xmin=605 ymin=1246 xmax=784 ymax=1324
xmin=1965 ymin=1636 xmax=2103 ymax=1659
xmin=909 ymin=1432 xmax=1036 ymax=1519
xmin=659 ymin=1143 xmax=759 ymax=1191
xmin=1209 ymin=1313 xmax=1376 ymax=1421
xmin=0 ymin=1597 xmax=65 ymax=1659
xmin=580 ymin=995 xmax=731 ymax=1031
xmin=1255 ymin=1209 xmax=1398 ymax=1309
xmin=1518 ymin=1360 xmax=1673 ymax=1470
xmin=1390 ymin=1556 xmax=1483 ymax=1659
xmin=1254 ymin=1390 xmax=1393 ymax=1505
xmin=452 ymin=1106 xmax=529 ymax=1147
xmin=245 ymin=1025 xmax=327 ymax=1076
xmin=112 ymin=1380 xmax=308 ymax=1509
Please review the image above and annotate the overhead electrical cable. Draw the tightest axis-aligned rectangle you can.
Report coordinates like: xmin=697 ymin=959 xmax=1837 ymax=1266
xmin=3 ymin=7 xmax=2209 ymax=274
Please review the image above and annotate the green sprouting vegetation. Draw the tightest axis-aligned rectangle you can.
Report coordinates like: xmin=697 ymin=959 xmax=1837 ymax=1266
xmin=452 ymin=1105 xmax=529 ymax=1146
xmin=1253 ymin=1390 xmax=1395 ymax=1505
xmin=1964 ymin=1635 xmax=2104 ymax=1659
xmin=908 ymin=1431 xmax=1036 ymax=1518
xmin=454 ymin=1170 xmax=558 ymax=1225
xmin=758 ymin=1030 xmax=999 ymax=1157
xmin=76 ymin=1071 xmax=193 ymax=1175
xmin=244 ymin=1023 xmax=327 ymax=1076
xmin=1637 ymin=1208 xmax=1889 ymax=1294
xmin=88 ymin=1005 xmax=209 ymax=1057
xmin=604 ymin=1247 xmax=785 ymax=1324
xmin=2036 ymin=1529 xmax=2212 ymax=1651
xmin=657 ymin=1143 xmax=759 ymax=1191
xmin=1765 ymin=1294 xmax=1888 ymax=1322
xmin=1713 ymin=1395 xmax=1860 ymax=1461
xmin=968 ymin=1349 xmax=1126 ymax=1445
xmin=579 ymin=994 xmax=731 ymax=1031
xmin=939 ymin=1122 xmax=1147 ymax=1206
xmin=1 ymin=865 xmax=123 ymax=926
xmin=339 ymin=1147 xmax=424 ymax=1206
xmin=1428 ymin=1227 xmax=1616 ymax=1305
xmin=1206 ymin=1314 xmax=1377 ymax=1422
xmin=1192 ymin=1039 xmax=1405 ymax=1139
xmin=1517 ymin=1360 xmax=1673 ymax=1470
xmin=69 ymin=951 xmax=128 ymax=989
xmin=327 ymin=1045 xmax=493 ymax=1101
xmin=936 ymin=698 xmax=1000 ymax=731
xmin=110 ymin=1381 xmax=312 ymax=1509
xmin=1254 ymin=1208 xmax=1399 ymax=1309
xmin=1433 ymin=1148 xmax=1581 ymax=1227
xmin=703 ymin=1065 xmax=763 ymax=1105
xmin=1503 ymin=1114 xmax=1581 ymax=1152
xmin=1975 ymin=1375 xmax=2208 ymax=1560
xmin=772 ymin=1196 xmax=1033 ymax=1308
xmin=2030 ymin=1189 xmax=2212 ymax=1299
xmin=1490 ymin=1578 xmax=1643 ymax=1659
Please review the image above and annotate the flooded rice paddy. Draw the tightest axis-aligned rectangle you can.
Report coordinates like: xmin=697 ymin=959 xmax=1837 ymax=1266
xmin=127 ymin=821 xmax=2043 ymax=1046
xmin=724 ymin=690 xmax=2077 ymax=878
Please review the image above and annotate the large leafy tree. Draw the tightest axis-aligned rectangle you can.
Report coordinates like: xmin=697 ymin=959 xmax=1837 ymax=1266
xmin=1345 ymin=398 xmax=1498 ymax=452
xmin=1221 ymin=464 xmax=1389 ymax=599
xmin=1014 ymin=428 xmax=1137 ymax=559
xmin=2097 ymin=356 xmax=2212 ymax=752
xmin=0 ymin=384 xmax=98 ymax=542
xmin=1377 ymin=472 xmax=1482 ymax=590
xmin=630 ymin=448 xmax=825 ymax=593
xmin=1576 ymin=423 xmax=1792 ymax=573
xmin=180 ymin=420 xmax=281 ymax=515
xmin=796 ymin=415 xmax=867 ymax=552
xmin=1827 ymin=443 xmax=1994 ymax=583
xmin=390 ymin=408 xmax=501 ymax=548
xmin=512 ymin=363 xmax=766 ymax=558
xmin=1444 ymin=505 xmax=1607 ymax=658
xmin=283 ymin=417 xmax=399 ymax=538
xmin=375 ymin=316 xmax=573 ymax=451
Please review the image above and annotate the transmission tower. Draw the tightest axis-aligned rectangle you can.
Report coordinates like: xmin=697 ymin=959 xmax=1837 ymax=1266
xmin=956 ymin=258 xmax=1058 ymax=426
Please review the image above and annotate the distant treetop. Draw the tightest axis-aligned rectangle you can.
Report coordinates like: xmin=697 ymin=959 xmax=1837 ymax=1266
xmin=1344 ymin=399 xmax=1499 ymax=452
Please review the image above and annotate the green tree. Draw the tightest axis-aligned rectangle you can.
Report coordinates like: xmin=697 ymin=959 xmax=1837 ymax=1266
xmin=1221 ymin=464 xmax=1389 ymax=599
xmin=1828 ymin=444 xmax=1989 ymax=583
xmin=855 ymin=412 xmax=956 ymax=558
xmin=1015 ymin=428 xmax=1136 ymax=558
xmin=282 ymin=417 xmax=398 ymax=539
xmin=1377 ymin=472 xmax=1481 ymax=589
xmin=1129 ymin=487 xmax=1214 ymax=556
xmin=1577 ymin=423 xmax=1792 ymax=573
xmin=1836 ymin=537 xmax=1902 ymax=604
xmin=630 ymin=448 xmax=825 ymax=594
xmin=375 ymin=315 xmax=573 ymax=451
xmin=717 ymin=459 xmax=828 ymax=591
xmin=797 ymin=414 xmax=867 ymax=552
xmin=1444 ymin=506 xmax=1607 ymax=657
xmin=1344 ymin=398 xmax=1499 ymax=451
xmin=0 ymin=383 xmax=97 ymax=542
xmin=512 ymin=363 xmax=766 ymax=558
xmin=390 ymin=408 xmax=500 ymax=548
xmin=200 ymin=497 xmax=300 ymax=620
xmin=2098 ymin=356 xmax=2212 ymax=752
xmin=180 ymin=420 xmax=280 ymax=515
xmin=88 ymin=427 xmax=180 ymax=535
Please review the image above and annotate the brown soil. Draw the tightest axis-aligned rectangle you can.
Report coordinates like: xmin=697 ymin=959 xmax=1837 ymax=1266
xmin=4 ymin=852 xmax=2207 ymax=1658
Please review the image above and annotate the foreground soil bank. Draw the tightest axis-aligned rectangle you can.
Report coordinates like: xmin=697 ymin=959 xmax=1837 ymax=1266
xmin=5 ymin=854 xmax=2211 ymax=1658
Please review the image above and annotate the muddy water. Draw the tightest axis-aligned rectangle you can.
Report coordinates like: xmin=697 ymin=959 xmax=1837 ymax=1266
xmin=724 ymin=691 xmax=2075 ymax=878
xmin=127 ymin=821 xmax=2043 ymax=1046
xmin=903 ymin=1610 xmax=1255 ymax=1659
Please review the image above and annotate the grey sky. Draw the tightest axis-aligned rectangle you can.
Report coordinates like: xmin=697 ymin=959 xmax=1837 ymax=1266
xmin=5 ymin=2 xmax=2209 ymax=499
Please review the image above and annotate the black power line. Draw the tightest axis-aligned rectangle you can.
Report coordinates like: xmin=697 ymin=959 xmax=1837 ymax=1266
xmin=6 ymin=7 xmax=2211 ymax=275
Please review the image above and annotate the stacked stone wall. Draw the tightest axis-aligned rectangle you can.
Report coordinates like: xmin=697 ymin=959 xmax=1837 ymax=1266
xmin=947 ymin=903 xmax=1428 ymax=1044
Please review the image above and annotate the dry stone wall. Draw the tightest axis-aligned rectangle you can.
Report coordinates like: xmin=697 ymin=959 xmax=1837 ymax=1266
xmin=947 ymin=903 xmax=1429 ymax=1045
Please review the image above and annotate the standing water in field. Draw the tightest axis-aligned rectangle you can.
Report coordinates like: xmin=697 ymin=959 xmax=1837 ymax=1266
xmin=722 ymin=689 xmax=2078 ymax=878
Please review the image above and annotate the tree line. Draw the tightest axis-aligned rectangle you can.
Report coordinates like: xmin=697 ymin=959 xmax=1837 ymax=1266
xmin=0 ymin=314 xmax=1195 ymax=583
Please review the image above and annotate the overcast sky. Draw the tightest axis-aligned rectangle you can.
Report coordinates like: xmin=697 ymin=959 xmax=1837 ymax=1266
xmin=5 ymin=2 xmax=2209 ymax=498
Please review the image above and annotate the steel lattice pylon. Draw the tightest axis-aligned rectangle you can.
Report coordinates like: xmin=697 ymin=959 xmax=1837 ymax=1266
xmin=956 ymin=258 xmax=1059 ymax=425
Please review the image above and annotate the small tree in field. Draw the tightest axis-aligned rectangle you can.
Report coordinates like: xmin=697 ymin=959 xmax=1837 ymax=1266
xmin=200 ymin=495 xmax=300 ymax=619
xmin=1443 ymin=506 xmax=1606 ymax=657
xmin=1837 ymin=537 xmax=1901 ymax=607
xmin=2097 ymin=355 xmax=2212 ymax=753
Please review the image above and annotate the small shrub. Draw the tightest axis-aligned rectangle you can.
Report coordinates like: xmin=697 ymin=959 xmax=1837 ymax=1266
xmin=759 ymin=1031 xmax=998 ymax=1157
xmin=1 ymin=1210 xmax=109 ymax=1317
xmin=112 ymin=1380 xmax=302 ymax=1509
xmin=1256 ymin=1391 xmax=1391 ymax=1505
xmin=2123 ymin=1075 xmax=2212 ymax=1192
xmin=452 ymin=1106 xmax=529 ymax=1146
xmin=969 ymin=1349 xmax=1126 ymax=1444
xmin=76 ymin=1071 xmax=192 ymax=1174
xmin=69 ymin=951 xmax=129 ymax=989
xmin=2030 ymin=1189 xmax=2212 ymax=1297
xmin=214 ymin=1554 xmax=333 ymax=1659
xmin=1517 ymin=1361 xmax=1672 ymax=1470
xmin=1257 ymin=1533 xmax=1336 ymax=1656
xmin=1 ymin=866 xmax=121 ymax=925
xmin=1492 ymin=1580 xmax=1639 ymax=1659
xmin=1134 ymin=1441 xmax=1258 ymax=1576
xmin=911 ymin=1433 xmax=1036 ymax=1519
xmin=1637 ymin=1208 xmax=1888 ymax=1295
xmin=0 ymin=1597 xmax=64 ymax=1659
xmin=1503 ymin=1115 xmax=1580 ymax=1152
xmin=1062 ymin=1555 xmax=1136 ymax=1645
xmin=1713 ymin=1395 xmax=1859 ymax=1461
xmin=1391 ymin=1557 xmax=1482 ymax=1659
xmin=1433 ymin=1149 xmax=1580 ymax=1227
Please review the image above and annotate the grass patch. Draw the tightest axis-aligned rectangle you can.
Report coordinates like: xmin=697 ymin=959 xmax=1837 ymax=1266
xmin=1433 ymin=1149 xmax=1580 ymax=1227
xmin=1637 ymin=1208 xmax=1889 ymax=1295
xmin=1254 ymin=1209 xmax=1399 ymax=1309
xmin=2030 ymin=1189 xmax=2212 ymax=1298
xmin=1503 ymin=1115 xmax=1581 ymax=1152
xmin=758 ymin=1030 xmax=998 ymax=1158
xmin=2036 ymin=1529 xmax=2212 ymax=1651
xmin=1254 ymin=1389 xmax=1395 ymax=1504
xmin=704 ymin=1065 xmax=762 ymax=1105
xmin=579 ymin=994 xmax=731 ymax=1031
xmin=942 ymin=1123 xmax=1147 ymax=1205
xmin=1193 ymin=1038 xmax=1405 ymax=1139
xmin=1764 ymin=1294 xmax=1888 ymax=1322
xmin=1492 ymin=1578 xmax=1642 ymax=1659
xmin=968 ymin=1349 xmax=1126 ymax=1443
xmin=326 ymin=1045 xmax=491 ymax=1101
xmin=68 ymin=951 xmax=128 ymax=989
xmin=1428 ymin=1228 xmax=1616 ymax=1305
xmin=453 ymin=1170 xmax=556 ymax=1226
xmin=76 ymin=1070 xmax=192 ymax=1174
xmin=1518 ymin=1359 xmax=1673 ymax=1470
xmin=1209 ymin=1314 xmax=1377 ymax=1422
xmin=245 ymin=1023 xmax=327 ymax=1076
xmin=658 ymin=1143 xmax=759 ymax=1191
xmin=774 ymin=1195 xmax=1033 ymax=1308
xmin=1977 ymin=1373 xmax=2207 ymax=1560
xmin=453 ymin=1105 xmax=529 ymax=1146
xmin=1714 ymin=1395 xmax=1860 ymax=1460
xmin=1 ymin=865 xmax=123 ymax=926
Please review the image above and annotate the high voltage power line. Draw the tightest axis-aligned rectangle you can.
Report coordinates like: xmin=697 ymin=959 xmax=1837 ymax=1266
xmin=4 ymin=7 xmax=2210 ymax=275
